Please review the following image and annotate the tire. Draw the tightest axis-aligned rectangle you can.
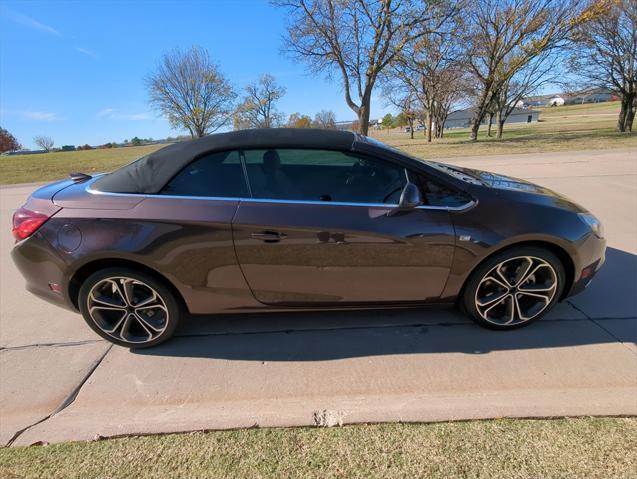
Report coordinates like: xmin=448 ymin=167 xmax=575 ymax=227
xmin=78 ymin=267 xmax=181 ymax=348
xmin=462 ymin=246 xmax=565 ymax=330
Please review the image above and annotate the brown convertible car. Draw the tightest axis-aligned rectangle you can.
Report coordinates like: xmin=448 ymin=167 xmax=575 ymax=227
xmin=11 ymin=129 xmax=606 ymax=347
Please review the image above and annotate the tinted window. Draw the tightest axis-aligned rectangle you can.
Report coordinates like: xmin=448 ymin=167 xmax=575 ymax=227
xmin=161 ymin=150 xmax=248 ymax=198
xmin=243 ymin=149 xmax=408 ymax=204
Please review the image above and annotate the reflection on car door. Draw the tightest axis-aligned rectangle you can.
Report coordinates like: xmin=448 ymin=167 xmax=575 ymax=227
xmin=232 ymin=148 xmax=456 ymax=305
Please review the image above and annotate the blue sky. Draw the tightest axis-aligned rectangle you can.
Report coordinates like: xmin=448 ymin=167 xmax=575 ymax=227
xmin=1 ymin=0 xmax=392 ymax=149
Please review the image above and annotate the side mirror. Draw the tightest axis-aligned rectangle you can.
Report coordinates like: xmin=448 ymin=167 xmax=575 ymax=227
xmin=399 ymin=182 xmax=422 ymax=208
xmin=388 ymin=182 xmax=422 ymax=216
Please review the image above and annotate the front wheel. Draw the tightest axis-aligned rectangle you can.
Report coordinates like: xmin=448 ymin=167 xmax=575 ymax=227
xmin=78 ymin=267 xmax=181 ymax=348
xmin=462 ymin=247 xmax=565 ymax=329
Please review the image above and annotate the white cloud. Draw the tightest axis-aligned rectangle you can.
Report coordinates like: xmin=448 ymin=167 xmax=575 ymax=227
xmin=97 ymin=108 xmax=153 ymax=121
xmin=5 ymin=9 xmax=61 ymax=36
xmin=22 ymin=111 xmax=65 ymax=121
xmin=75 ymin=47 xmax=97 ymax=58
xmin=97 ymin=108 xmax=115 ymax=119
xmin=123 ymin=112 xmax=153 ymax=121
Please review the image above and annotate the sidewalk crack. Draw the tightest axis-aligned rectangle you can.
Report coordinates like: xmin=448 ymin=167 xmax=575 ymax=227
xmin=5 ymin=344 xmax=113 ymax=447
xmin=0 ymin=339 xmax=105 ymax=352
xmin=568 ymin=300 xmax=637 ymax=356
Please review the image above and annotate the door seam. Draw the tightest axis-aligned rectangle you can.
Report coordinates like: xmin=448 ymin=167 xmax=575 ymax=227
xmin=230 ymin=201 xmax=266 ymax=305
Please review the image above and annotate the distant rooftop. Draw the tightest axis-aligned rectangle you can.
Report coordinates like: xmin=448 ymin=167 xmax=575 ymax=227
xmin=446 ymin=107 xmax=536 ymax=121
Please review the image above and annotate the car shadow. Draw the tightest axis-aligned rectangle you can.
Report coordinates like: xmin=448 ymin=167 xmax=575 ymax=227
xmin=133 ymin=247 xmax=636 ymax=361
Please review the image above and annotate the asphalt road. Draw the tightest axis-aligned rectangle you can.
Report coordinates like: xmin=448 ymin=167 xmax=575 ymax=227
xmin=1 ymin=148 xmax=636 ymax=446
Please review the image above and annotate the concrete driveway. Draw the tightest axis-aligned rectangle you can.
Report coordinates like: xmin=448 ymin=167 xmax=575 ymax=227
xmin=1 ymin=148 xmax=636 ymax=446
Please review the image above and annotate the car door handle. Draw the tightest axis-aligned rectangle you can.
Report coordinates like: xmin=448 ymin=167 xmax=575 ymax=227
xmin=251 ymin=231 xmax=287 ymax=243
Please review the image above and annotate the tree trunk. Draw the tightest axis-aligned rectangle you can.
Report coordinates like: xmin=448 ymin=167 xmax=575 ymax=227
xmin=357 ymin=105 xmax=370 ymax=135
xmin=436 ymin=117 xmax=443 ymax=138
xmin=496 ymin=110 xmax=504 ymax=139
xmin=195 ymin=124 xmax=206 ymax=138
xmin=439 ymin=114 xmax=447 ymax=138
xmin=427 ymin=112 xmax=433 ymax=143
xmin=487 ymin=113 xmax=494 ymax=137
xmin=469 ymin=110 xmax=483 ymax=141
xmin=469 ymin=87 xmax=493 ymax=142
xmin=409 ymin=119 xmax=414 ymax=139
xmin=617 ymin=98 xmax=628 ymax=132
xmin=357 ymin=91 xmax=372 ymax=135
xmin=625 ymin=95 xmax=635 ymax=132
xmin=496 ymin=120 xmax=505 ymax=139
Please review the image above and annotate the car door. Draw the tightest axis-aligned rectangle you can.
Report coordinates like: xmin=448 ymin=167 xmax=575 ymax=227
xmin=232 ymin=148 xmax=456 ymax=306
xmin=146 ymin=149 xmax=258 ymax=312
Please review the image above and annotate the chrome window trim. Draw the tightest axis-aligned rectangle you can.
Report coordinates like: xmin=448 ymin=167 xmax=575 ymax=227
xmin=86 ymin=185 xmax=476 ymax=211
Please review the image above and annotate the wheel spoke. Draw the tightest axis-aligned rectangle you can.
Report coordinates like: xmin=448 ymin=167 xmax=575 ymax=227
xmin=477 ymin=290 xmax=508 ymax=308
xmin=90 ymin=304 xmax=127 ymax=314
xmin=482 ymin=293 xmax=511 ymax=316
xmin=89 ymin=293 xmax=126 ymax=309
xmin=518 ymin=283 xmax=556 ymax=293
xmin=134 ymin=311 xmax=163 ymax=332
xmin=135 ymin=303 xmax=167 ymax=313
xmin=133 ymin=291 xmax=158 ymax=308
xmin=122 ymin=279 xmax=136 ymax=306
xmin=108 ymin=279 xmax=130 ymax=306
xmin=513 ymin=258 xmax=534 ymax=287
xmin=514 ymin=294 xmax=525 ymax=321
xmin=118 ymin=314 xmax=134 ymax=340
xmin=495 ymin=267 xmax=513 ymax=287
xmin=483 ymin=274 xmax=510 ymax=290
xmin=517 ymin=290 xmax=551 ymax=303
xmin=504 ymin=294 xmax=516 ymax=325
xmin=100 ymin=310 xmax=127 ymax=334
xmin=132 ymin=313 xmax=153 ymax=338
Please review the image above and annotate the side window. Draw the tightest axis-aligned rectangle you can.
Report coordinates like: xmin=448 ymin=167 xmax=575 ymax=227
xmin=419 ymin=176 xmax=472 ymax=208
xmin=243 ymin=149 xmax=408 ymax=204
xmin=161 ymin=150 xmax=248 ymax=198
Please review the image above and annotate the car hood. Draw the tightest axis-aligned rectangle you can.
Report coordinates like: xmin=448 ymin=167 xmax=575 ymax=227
xmin=453 ymin=166 xmax=588 ymax=213
xmin=458 ymin=167 xmax=551 ymax=193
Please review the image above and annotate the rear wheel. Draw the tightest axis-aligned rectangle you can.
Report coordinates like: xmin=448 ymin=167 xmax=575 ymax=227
xmin=463 ymin=247 xmax=565 ymax=329
xmin=78 ymin=267 xmax=180 ymax=348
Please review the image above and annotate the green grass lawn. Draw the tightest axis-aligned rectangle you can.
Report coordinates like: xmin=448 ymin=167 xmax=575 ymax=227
xmin=1 ymin=102 xmax=635 ymax=185
xmin=1 ymin=418 xmax=635 ymax=478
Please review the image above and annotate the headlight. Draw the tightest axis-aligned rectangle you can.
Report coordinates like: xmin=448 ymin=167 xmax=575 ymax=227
xmin=578 ymin=213 xmax=604 ymax=239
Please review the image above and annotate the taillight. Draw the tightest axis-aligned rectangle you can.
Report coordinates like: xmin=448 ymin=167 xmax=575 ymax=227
xmin=12 ymin=207 xmax=51 ymax=241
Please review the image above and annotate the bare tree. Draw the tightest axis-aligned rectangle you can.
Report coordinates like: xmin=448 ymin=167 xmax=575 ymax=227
xmin=463 ymin=0 xmax=589 ymax=141
xmin=383 ymin=86 xmax=418 ymax=139
xmin=34 ymin=135 xmax=54 ymax=152
xmin=0 ymin=127 xmax=21 ymax=153
xmin=234 ymin=74 xmax=286 ymax=129
xmin=146 ymin=46 xmax=236 ymax=138
xmin=571 ymin=0 xmax=637 ymax=132
xmin=384 ymin=15 xmax=466 ymax=142
xmin=491 ymin=52 xmax=563 ymax=138
xmin=287 ymin=112 xmax=313 ymax=128
xmin=313 ymin=109 xmax=337 ymax=129
xmin=274 ymin=0 xmax=457 ymax=135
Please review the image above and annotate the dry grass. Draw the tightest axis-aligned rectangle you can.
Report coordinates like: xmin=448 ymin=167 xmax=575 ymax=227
xmin=369 ymin=100 xmax=636 ymax=159
xmin=0 ymin=144 xmax=164 ymax=185
xmin=1 ymin=418 xmax=636 ymax=479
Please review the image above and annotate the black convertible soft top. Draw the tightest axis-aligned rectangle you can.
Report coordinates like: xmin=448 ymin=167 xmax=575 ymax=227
xmin=92 ymin=128 xmax=357 ymax=194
